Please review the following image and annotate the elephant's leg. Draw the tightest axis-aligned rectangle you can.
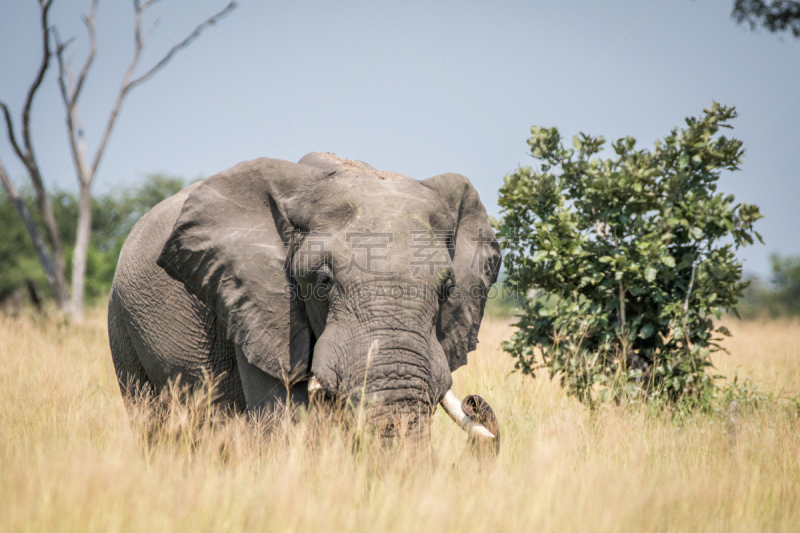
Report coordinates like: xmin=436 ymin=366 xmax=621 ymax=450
xmin=234 ymin=345 xmax=309 ymax=414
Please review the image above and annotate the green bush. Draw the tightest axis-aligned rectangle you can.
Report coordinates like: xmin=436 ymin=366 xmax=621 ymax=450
xmin=495 ymin=103 xmax=763 ymax=406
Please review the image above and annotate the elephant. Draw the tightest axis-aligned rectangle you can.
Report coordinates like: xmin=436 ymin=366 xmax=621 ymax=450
xmin=108 ymin=152 xmax=501 ymax=446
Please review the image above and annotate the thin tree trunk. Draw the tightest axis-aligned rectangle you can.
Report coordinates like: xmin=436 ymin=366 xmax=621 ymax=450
xmin=29 ymin=164 xmax=70 ymax=309
xmin=619 ymin=281 xmax=627 ymax=360
xmin=67 ymin=98 xmax=91 ymax=322
xmin=0 ymin=157 xmax=68 ymax=308
xmin=70 ymin=181 xmax=92 ymax=321
xmin=25 ymin=279 xmax=43 ymax=313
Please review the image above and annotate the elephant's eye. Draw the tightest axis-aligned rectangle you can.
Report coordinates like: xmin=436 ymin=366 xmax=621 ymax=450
xmin=316 ymin=271 xmax=331 ymax=285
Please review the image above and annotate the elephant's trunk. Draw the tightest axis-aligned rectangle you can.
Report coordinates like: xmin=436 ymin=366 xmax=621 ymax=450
xmin=440 ymin=389 xmax=496 ymax=440
xmin=309 ymin=329 xmax=499 ymax=448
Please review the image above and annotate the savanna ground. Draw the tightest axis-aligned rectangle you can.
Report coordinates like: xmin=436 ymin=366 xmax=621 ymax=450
xmin=1 ymin=304 xmax=799 ymax=533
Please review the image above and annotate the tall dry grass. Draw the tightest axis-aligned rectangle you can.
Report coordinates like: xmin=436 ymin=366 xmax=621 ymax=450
xmin=1 ymin=305 xmax=799 ymax=532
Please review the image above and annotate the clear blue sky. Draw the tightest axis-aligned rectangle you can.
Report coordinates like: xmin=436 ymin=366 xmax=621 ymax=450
xmin=1 ymin=0 xmax=798 ymax=277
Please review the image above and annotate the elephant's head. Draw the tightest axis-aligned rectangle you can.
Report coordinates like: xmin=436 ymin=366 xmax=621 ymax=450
xmin=157 ymin=153 xmax=500 ymax=446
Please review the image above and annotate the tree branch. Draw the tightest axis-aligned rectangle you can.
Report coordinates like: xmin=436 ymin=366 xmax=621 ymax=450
xmin=54 ymin=31 xmax=75 ymax=106
xmin=71 ymin=0 xmax=98 ymax=108
xmin=89 ymin=0 xmax=236 ymax=178
xmin=0 ymin=102 xmax=26 ymax=164
xmin=0 ymin=0 xmax=55 ymax=169
xmin=21 ymin=0 xmax=55 ymax=163
xmin=683 ymin=262 xmax=697 ymax=314
xmin=54 ymin=13 xmax=95 ymax=186
xmin=140 ymin=0 xmax=164 ymax=11
xmin=127 ymin=1 xmax=236 ymax=90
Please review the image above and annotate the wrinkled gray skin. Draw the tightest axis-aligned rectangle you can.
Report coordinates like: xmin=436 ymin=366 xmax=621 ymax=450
xmin=108 ymin=152 xmax=500 ymax=438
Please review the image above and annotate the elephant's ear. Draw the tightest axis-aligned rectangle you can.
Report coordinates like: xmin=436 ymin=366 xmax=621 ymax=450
xmin=421 ymin=173 xmax=501 ymax=372
xmin=157 ymin=157 xmax=329 ymax=381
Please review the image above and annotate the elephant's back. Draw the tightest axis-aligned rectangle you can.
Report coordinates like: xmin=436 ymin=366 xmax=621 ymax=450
xmin=110 ymin=182 xmax=244 ymax=406
xmin=116 ymin=181 xmax=202 ymax=289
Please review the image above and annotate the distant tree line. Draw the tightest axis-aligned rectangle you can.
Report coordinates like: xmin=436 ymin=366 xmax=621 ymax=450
xmin=3 ymin=172 xmax=797 ymax=320
xmin=0 ymin=174 xmax=186 ymax=308
xmin=737 ymin=254 xmax=800 ymax=318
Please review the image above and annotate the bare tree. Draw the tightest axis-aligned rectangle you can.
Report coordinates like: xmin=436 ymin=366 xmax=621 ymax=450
xmin=0 ymin=0 xmax=69 ymax=310
xmin=1 ymin=0 xmax=235 ymax=320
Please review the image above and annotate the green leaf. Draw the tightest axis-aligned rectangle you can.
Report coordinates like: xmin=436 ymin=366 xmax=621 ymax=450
xmin=641 ymin=323 xmax=654 ymax=339
xmin=645 ymin=267 xmax=657 ymax=282
xmin=661 ymin=255 xmax=676 ymax=268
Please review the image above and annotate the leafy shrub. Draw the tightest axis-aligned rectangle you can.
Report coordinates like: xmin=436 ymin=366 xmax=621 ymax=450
xmin=495 ymin=103 xmax=763 ymax=405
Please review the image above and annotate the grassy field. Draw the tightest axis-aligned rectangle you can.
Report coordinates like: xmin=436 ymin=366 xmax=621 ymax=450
xmin=1 ymin=305 xmax=799 ymax=532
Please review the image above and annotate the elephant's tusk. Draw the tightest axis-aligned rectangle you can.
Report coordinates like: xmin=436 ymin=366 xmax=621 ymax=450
xmin=440 ymin=389 xmax=495 ymax=439
xmin=308 ymin=376 xmax=323 ymax=393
